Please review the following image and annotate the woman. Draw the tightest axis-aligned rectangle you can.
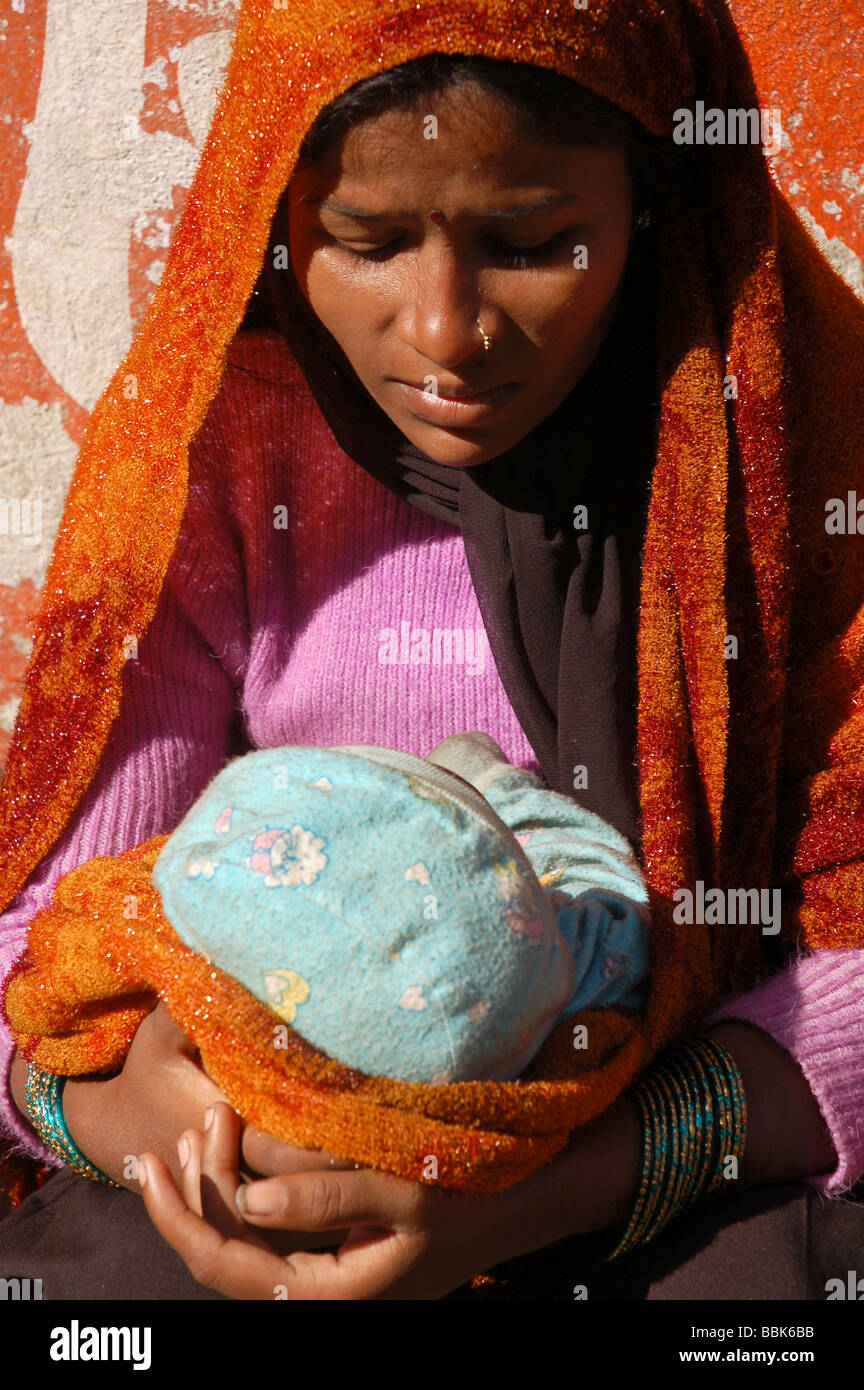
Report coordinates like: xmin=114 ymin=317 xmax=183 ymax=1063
xmin=1 ymin=0 xmax=864 ymax=1300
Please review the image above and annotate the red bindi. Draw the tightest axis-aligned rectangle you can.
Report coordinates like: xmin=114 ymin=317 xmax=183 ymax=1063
xmin=429 ymin=209 xmax=446 ymax=224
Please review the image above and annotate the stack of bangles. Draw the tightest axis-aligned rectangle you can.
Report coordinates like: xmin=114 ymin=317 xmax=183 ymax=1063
xmin=603 ymin=1034 xmax=748 ymax=1261
xmin=23 ymin=1033 xmax=747 ymax=1251
xmin=24 ymin=1064 xmax=121 ymax=1188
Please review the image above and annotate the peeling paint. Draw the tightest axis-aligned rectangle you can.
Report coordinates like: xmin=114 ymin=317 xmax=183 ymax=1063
xmin=0 ymin=395 xmax=78 ymax=587
xmin=795 ymin=206 xmax=864 ymax=297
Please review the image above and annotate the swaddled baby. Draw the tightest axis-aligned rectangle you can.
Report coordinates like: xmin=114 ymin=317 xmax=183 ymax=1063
xmin=151 ymin=732 xmax=651 ymax=1084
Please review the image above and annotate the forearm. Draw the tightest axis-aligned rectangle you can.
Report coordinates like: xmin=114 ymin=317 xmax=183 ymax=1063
xmin=506 ymin=1019 xmax=836 ymax=1256
xmin=705 ymin=949 xmax=864 ymax=1193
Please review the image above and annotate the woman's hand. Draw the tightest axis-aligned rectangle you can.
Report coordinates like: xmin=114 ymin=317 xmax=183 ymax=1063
xmin=138 ymin=1094 xmax=647 ymax=1300
xmin=138 ymin=1102 xmax=544 ymax=1300
xmin=10 ymin=1003 xmax=360 ymax=1193
xmin=9 ymin=1003 xmax=223 ymax=1190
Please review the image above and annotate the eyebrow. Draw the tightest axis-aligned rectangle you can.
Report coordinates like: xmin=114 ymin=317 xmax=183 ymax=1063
xmin=308 ymin=193 xmax=584 ymax=222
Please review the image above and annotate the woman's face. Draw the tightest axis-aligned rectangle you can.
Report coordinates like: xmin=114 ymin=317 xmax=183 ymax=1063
xmin=288 ymin=81 xmax=634 ymax=468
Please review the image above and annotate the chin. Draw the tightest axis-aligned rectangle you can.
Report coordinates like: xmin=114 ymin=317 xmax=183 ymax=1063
xmin=400 ymin=422 xmax=513 ymax=468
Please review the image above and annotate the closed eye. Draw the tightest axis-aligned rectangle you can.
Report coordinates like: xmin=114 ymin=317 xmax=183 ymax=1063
xmin=488 ymin=232 xmax=572 ymax=268
xmin=329 ymin=229 xmax=575 ymax=267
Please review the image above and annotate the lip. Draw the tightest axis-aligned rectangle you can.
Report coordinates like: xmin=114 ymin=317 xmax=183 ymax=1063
xmin=394 ymin=379 xmax=520 ymax=426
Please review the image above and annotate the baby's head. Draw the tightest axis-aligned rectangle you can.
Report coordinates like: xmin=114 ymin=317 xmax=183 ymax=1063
xmin=152 ymin=744 xmax=574 ymax=1083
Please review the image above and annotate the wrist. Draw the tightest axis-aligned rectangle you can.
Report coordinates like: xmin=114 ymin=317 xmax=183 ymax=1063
xmin=493 ymin=1093 xmax=642 ymax=1260
xmin=548 ymin=1094 xmax=642 ymax=1238
xmin=19 ymin=1063 xmax=125 ymax=1188
xmin=60 ymin=1072 xmax=132 ymax=1188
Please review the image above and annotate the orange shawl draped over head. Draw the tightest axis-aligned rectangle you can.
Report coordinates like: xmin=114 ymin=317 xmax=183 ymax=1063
xmin=3 ymin=0 xmax=864 ymax=1196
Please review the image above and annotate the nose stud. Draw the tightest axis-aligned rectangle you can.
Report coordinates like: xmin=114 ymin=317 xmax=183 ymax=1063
xmin=477 ymin=321 xmax=491 ymax=352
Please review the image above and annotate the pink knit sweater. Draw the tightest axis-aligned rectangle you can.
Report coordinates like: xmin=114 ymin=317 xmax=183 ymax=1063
xmin=1 ymin=331 xmax=862 ymax=1195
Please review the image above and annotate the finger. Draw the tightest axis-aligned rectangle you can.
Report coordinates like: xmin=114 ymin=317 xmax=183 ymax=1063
xmin=200 ymin=1104 xmax=267 ymax=1243
xmin=142 ymin=1153 xmax=425 ymax=1300
xmin=266 ymin=1230 xmax=426 ymax=1301
xmin=200 ymin=1107 xmax=343 ymax=1255
xmin=241 ymin=1126 xmax=358 ymax=1178
xmin=138 ymin=1153 xmax=288 ymax=1300
xmin=235 ymin=1166 xmax=423 ymax=1233
xmin=177 ymin=1128 xmax=204 ymax=1216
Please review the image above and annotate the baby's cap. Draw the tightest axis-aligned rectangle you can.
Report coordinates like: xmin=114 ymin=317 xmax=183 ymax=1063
xmin=152 ymin=744 xmax=574 ymax=1083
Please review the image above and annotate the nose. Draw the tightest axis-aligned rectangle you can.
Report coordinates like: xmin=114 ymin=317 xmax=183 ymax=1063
xmin=398 ymin=241 xmax=489 ymax=370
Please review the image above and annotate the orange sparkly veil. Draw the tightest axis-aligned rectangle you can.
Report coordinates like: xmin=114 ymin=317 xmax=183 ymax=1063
xmin=3 ymin=0 xmax=864 ymax=1196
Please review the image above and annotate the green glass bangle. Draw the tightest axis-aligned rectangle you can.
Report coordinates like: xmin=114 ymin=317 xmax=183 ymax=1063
xmin=662 ymin=1037 xmax=746 ymax=1205
xmin=638 ymin=1054 xmax=704 ymax=1248
xmin=24 ymin=1063 xmax=121 ymax=1188
xmin=633 ymin=1069 xmax=676 ymax=1246
xmin=668 ymin=1044 xmax=716 ymax=1207
xmin=658 ymin=1056 xmax=700 ymax=1213
xmin=674 ymin=1042 xmax=716 ymax=1207
xmin=605 ymin=1079 xmax=656 ymax=1260
xmin=691 ymin=1037 xmax=748 ymax=1194
xmin=646 ymin=1058 xmax=694 ymax=1236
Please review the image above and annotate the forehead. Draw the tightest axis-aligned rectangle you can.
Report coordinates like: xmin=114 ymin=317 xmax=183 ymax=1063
xmin=294 ymin=91 xmax=625 ymax=202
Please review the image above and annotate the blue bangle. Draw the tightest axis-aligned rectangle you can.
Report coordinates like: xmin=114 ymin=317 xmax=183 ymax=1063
xmin=24 ymin=1063 xmax=121 ymax=1187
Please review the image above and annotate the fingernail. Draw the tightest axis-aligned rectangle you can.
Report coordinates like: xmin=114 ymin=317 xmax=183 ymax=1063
xmin=203 ymin=1106 xmax=215 ymax=1131
xmin=240 ymin=1182 xmax=288 ymax=1215
xmin=177 ymin=1136 xmax=190 ymax=1169
xmin=138 ymin=1157 xmax=149 ymax=1189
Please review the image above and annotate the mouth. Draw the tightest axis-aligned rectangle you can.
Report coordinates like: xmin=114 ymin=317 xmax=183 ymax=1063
xmin=392 ymin=379 xmax=521 ymax=426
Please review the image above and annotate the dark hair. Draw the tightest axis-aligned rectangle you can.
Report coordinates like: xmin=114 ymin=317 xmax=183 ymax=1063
xmin=241 ymin=53 xmax=685 ymax=331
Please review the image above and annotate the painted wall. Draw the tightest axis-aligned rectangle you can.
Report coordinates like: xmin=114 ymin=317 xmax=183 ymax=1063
xmin=1 ymin=0 xmax=862 ymax=768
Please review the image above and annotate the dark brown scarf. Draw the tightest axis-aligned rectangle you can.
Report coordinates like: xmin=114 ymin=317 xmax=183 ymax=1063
xmin=248 ymin=194 xmax=662 ymax=846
